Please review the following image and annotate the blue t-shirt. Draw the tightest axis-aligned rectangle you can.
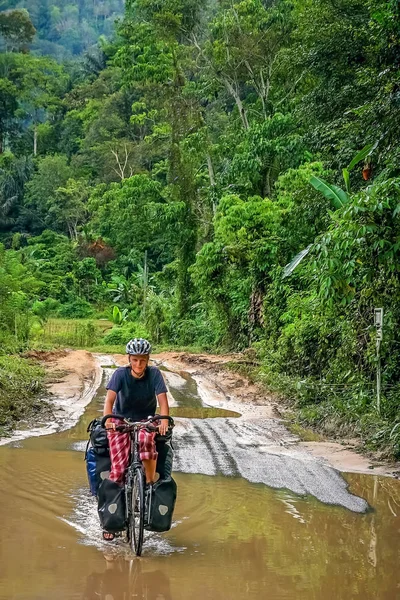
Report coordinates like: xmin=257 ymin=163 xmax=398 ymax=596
xmin=106 ymin=365 xmax=167 ymax=421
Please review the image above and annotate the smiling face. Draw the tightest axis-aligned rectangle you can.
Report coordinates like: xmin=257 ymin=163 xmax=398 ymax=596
xmin=128 ymin=354 xmax=149 ymax=378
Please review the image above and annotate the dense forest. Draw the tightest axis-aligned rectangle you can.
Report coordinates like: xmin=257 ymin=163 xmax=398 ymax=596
xmin=1 ymin=0 xmax=400 ymax=454
xmin=0 ymin=0 xmax=125 ymax=57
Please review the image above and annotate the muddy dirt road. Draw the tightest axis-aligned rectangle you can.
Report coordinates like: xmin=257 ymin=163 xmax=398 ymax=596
xmin=1 ymin=354 xmax=400 ymax=599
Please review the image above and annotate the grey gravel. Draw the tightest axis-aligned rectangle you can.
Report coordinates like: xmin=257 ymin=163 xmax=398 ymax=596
xmin=173 ymin=417 xmax=369 ymax=513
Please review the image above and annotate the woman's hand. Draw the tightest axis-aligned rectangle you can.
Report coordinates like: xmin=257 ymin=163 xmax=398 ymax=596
xmin=158 ymin=419 xmax=169 ymax=436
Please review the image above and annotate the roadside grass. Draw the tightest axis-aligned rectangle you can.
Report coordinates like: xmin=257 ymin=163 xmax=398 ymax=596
xmin=36 ymin=319 xmax=207 ymax=355
xmin=0 ymin=356 xmax=46 ymax=433
xmin=86 ymin=344 xmax=125 ymax=354
xmin=26 ymin=315 xmax=211 ymax=357
xmin=85 ymin=343 xmax=209 ymax=354
xmin=283 ymin=413 xmax=324 ymax=442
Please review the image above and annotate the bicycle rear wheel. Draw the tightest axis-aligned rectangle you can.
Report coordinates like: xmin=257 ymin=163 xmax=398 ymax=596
xmin=130 ymin=467 xmax=145 ymax=556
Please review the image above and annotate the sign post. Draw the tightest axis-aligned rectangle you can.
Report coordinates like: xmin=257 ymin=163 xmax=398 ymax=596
xmin=374 ymin=308 xmax=383 ymax=414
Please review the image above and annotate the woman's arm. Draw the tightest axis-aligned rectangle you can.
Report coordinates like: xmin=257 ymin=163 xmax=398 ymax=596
xmin=157 ymin=392 xmax=169 ymax=434
xmin=103 ymin=389 xmax=117 ymax=428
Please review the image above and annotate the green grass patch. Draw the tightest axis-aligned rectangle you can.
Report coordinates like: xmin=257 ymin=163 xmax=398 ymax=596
xmin=283 ymin=412 xmax=324 ymax=442
xmin=84 ymin=344 xmax=125 ymax=354
xmin=84 ymin=343 xmax=210 ymax=355
xmin=0 ymin=356 xmax=46 ymax=431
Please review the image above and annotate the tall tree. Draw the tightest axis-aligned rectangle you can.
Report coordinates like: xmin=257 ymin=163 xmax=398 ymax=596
xmin=0 ymin=9 xmax=35 ymax=51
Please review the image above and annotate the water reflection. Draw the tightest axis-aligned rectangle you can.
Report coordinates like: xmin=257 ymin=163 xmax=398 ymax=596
xmin=2 ymin=442 xmax=400 ymax=599
xmin=83 ymin=558 xmax=172 ymax=600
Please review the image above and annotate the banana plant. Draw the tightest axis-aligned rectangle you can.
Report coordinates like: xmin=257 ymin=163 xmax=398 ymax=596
xmin=309 ymin=143 xmax=373 ymax=208
xmin=112 ymin=305 xmax=128 ymax=325
xmin=283 ymin=144 xmax=374 ymax=278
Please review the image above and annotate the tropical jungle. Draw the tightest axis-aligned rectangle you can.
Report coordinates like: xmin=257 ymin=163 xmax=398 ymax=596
xmin=1 ymin=0 xmax=400 ymax=456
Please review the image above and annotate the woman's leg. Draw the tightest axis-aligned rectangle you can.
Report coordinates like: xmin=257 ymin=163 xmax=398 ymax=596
xmin=107 ymin=430 xmax=131 ymax=484
xmin=142 ymin=459 xmax=158 ymax=484
xmin=138 ymin=429 xmax=158 ymax=484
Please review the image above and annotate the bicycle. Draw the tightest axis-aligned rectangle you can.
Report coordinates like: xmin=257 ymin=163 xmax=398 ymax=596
xmin=101 ymin=413 xmax=174 ymax=556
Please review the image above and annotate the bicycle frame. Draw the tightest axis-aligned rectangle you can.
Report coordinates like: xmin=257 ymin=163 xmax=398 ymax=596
xmin=125 ymin=427 xmax=147 ymax=532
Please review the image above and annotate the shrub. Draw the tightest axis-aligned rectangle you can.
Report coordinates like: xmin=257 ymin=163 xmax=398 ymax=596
xmin=32 ymin=298 xmax=61 ymax=321
xmin=58 ymin=298 xmax=94 ymax=318
xmin=102 ymin=323 xmax=150 ymax=345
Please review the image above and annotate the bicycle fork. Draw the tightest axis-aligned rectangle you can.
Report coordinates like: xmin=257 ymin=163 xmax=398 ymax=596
xmin=144 ymin=484 xmax=153 ymax=526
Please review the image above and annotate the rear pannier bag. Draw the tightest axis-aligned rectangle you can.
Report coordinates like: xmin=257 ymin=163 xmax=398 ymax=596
xmin=97 ymin=478 xmax=126 ymax=532
xmin=146 ymin=477 xmax=177 ymax=533
xmin=85 ymin=418 xmax=111 ymax=496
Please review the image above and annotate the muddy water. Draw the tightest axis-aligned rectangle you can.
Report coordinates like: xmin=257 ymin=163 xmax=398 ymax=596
xmin=1 ymin=370 xmax=400 ymax=599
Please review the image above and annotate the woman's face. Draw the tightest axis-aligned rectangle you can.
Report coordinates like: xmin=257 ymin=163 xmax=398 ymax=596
xmin=129 ymin=354 xmax=149 ymax=377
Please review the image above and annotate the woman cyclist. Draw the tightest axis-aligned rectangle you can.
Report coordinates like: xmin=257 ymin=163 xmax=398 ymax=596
xmin=103 ymin=338 xmax=170 ymax=489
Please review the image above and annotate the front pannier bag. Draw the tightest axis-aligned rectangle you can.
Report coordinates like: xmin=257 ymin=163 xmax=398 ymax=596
xmin=85 ymin=418 xmax=111 ymax=496
xmin=97 ymin=478 xmax=126 ymax=532
xmin=86 ymin=448 xmax=111 ymax=496
xmin=146 ymin=477 xmax=177 ymax=533
xmin=155 ymin=439 xmax=173 ymax=480
xmin=88 ymin=418 xmax=109 ymax=455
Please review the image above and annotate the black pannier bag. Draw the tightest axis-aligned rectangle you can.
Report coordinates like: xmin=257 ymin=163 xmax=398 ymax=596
xmin=155 ymin=439 xmax=173 ymax=480
xmin=146 ymin=477 xmax=177 ymax=533
xmin=86 ymin=448 xmax=111 ymax=496
xmin=88 ymin=418 xmax=109 ymax=455
xmin=85 ymin=418 xmax=111 ymax=496
xmin=97 ymin=478 xmax=126 ymax=532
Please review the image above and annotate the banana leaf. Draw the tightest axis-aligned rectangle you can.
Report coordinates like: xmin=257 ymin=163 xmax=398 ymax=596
xmin=282 ymin=244 xmax=312 ymax=278
xmin=342 ymin=168 xmax=350 ymax=193
xmin=310 ymin=176 xmax=349 ymax=209
xmin=347 ymin=143 xmax=374 ymax=171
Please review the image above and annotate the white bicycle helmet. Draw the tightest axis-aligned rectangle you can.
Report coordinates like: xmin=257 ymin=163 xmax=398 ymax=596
xmin=125 ymin=338 xmax=152 ymax=355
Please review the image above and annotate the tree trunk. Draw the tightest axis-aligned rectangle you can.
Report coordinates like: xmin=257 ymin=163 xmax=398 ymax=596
xmin=223 ymin=78 xmax=249 ymax=130
xmin=142 ymin=249 xmax=148 ymax=316
xmin=206 ymin=153 xmax=216 ymax=187
xmin=33 ymin=124 xmax=37 ymax=156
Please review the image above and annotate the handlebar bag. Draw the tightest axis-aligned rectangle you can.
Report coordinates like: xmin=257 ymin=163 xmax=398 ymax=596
xmin=97 ymin=478 xmax=126 ymax=532
xmin=145 ymin=477 xmax=177 ymax=533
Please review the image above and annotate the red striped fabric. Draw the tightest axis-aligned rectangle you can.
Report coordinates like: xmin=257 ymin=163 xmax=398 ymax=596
xmin=107 ymin=421 xmax=158 ymax=484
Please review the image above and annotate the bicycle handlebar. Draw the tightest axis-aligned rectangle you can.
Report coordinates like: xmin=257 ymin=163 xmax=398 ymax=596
xmin=101 ymin=413 xmax=174 ymax=430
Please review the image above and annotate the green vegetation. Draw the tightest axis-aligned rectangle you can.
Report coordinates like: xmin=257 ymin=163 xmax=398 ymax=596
xmin=1 ymin=0 xmax=400 ymax=453
xmin=0 ymin=1 xmax=124 ymax=58
xmin=0 ymin=356 xmax=45 ymax=431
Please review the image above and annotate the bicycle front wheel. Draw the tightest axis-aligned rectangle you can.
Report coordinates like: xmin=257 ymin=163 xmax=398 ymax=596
xmin=130 ymin=467 xmax=145 ymax=556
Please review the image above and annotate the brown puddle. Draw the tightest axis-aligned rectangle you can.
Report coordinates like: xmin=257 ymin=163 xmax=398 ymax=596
xmin=169 ymin=406 xmax=240 ymax=419
xmin=1 ymin=370 xmax=400 ymax=599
